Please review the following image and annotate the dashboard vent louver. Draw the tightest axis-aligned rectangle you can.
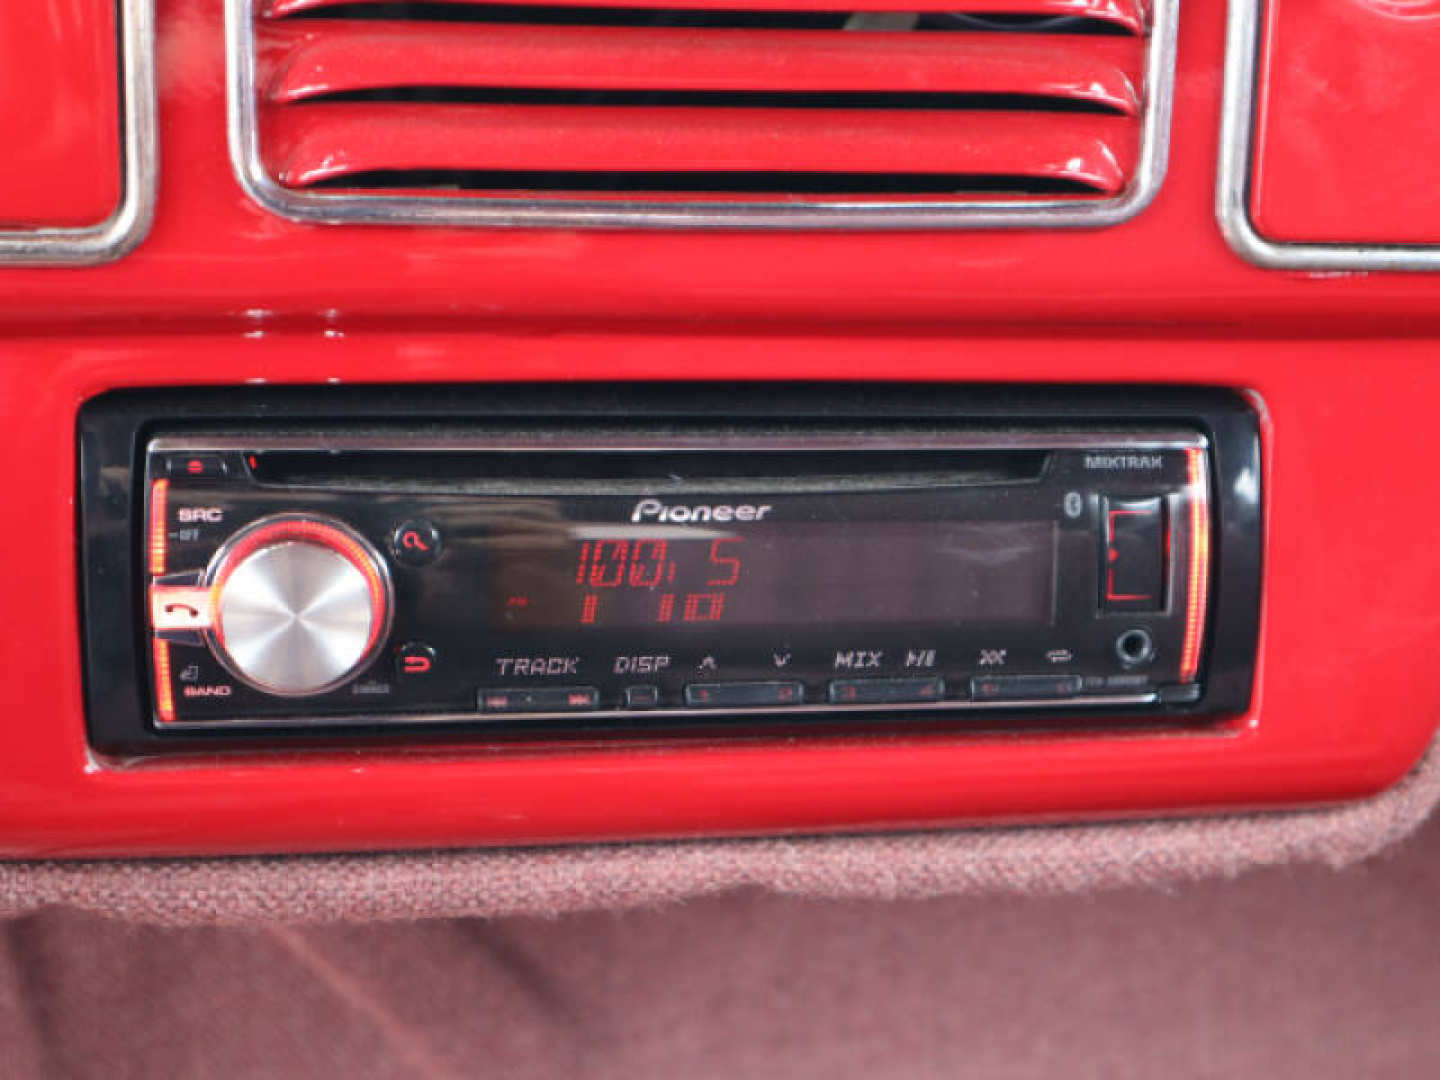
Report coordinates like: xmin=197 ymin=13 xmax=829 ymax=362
xmin=228 ymin=0 xmax=1176 ymax=228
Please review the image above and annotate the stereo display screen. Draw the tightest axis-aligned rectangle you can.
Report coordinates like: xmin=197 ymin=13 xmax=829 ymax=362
xmin=492 ymin=519 xmax=1057 ymax=630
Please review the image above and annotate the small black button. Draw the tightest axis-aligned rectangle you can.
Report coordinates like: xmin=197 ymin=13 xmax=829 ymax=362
xmin=165 ymin=453 xmax=228 ymax=480
xmin=155 ymin=629 xmax=205 ymax=647
xmin=828 ymin=677 xmax=944 ymax=705
xmin=395 ymin=642 xmax=436 ymax=679
xmin=684 ymin=681 xmax=804 ymax=708
xmin=970 ymin=674 xmax=1085 ymax=701
xmin=623 ymin=685 xmax=661 ymax=709
xmin=479 ymin=686 xmax=599 ymax=713
xmin=1101 ymin=496 xmax=1165 ymax=612
xmin=1159 ymin=683 xmax=1203 ymax=705
xmin=392 ymin=519 xmax=442 ymax=566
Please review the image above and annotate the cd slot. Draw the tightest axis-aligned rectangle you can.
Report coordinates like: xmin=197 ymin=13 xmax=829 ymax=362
xmin=245 ymin=446 xmax=1052 ymax=494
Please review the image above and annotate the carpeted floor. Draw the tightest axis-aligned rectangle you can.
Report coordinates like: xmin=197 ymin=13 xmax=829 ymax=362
xmin=3 ymin=811 xmax=1439 ymax=1079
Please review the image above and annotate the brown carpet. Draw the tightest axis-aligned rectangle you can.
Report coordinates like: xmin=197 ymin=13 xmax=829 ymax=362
xmin=7 ymin=740 xmax=1439 ymax=926
xmin=3 ymin=811 xmax=1438 ymax=1079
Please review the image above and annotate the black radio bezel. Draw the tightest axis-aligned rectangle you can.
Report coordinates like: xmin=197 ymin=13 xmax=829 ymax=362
xmin=78 ymin=385 xmax=1263 ymax=755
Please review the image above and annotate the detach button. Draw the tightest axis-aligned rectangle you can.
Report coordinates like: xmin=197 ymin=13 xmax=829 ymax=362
xmin=828 ymin=677 xmax=944 ymax=705
xmin=479 ymin=686 xmax=599 ymax=713
xmin=150 ymin=571 xmax=206 ymax=645
xmin=684 ymin=681 xmax=804 ymax=708
xmin=970 ymin=674 xmax=1085 ymax=701
xmin=1101 ymin=496 xmax=1165 ymax=612
xmin=165 ymin=453 xmax=228 ymax=480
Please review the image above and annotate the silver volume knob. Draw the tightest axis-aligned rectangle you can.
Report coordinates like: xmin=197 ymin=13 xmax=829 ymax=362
xmin=206 ymin=515 xmax=393 ymax=697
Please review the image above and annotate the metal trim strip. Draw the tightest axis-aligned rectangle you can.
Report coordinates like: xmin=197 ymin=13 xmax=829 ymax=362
xmin=1217 ymin=0 xmax=1440 ymax=271
xmin=0 ymin=0 xmax=157 ymax=265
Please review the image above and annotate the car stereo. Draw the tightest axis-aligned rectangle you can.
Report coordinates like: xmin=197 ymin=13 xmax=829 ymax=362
xmin=79 ymin=386 xmax=1261 ymax=752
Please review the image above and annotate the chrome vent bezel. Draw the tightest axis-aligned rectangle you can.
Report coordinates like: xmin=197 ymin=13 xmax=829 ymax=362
xmin=227 ymin=0 xmax=1180 ymax=231
xmin=1217 ymin=0 xmax=1440 ymax=272
xmin=0 ymin=0 xmax=157 ymax=266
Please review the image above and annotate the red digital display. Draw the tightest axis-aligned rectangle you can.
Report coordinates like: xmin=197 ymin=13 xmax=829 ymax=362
xmin=495 ymin=522 xmax=1056 ymax=630
xmin=569 ymin=537 xmax=740 ymax=625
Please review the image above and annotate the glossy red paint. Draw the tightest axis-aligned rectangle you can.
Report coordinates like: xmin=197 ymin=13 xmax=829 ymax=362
xmin=1252 ymin=0 xmax=1440 ymax=245
xmin=0 ymin=1 xmax=121 ymax=227
xmin=3 ymin=333 xmax=1440 ymax=858
xmin=3 ymin=1 xmax=1440 ymax=327
xmin=266 ymin=0 xmax=1150 ymax=27
xmin=267 ymin=106 xmax=1139 ymax=194
xmin=256 ymin=14 xmax=1142 ymax=195
xmin=259 ymin=22 xmax=1143 ymax=113
xmin=0 ymin=0 xmax=1439 ymax=857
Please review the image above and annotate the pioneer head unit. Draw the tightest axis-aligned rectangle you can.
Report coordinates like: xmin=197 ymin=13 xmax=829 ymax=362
xmin=79 ymin=387 xmax=1261 ymax=753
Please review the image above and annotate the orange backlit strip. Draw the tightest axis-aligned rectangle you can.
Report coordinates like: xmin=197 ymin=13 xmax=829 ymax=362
xmin=148 ymin=479 xmax=169 ymax=575
xmin=153 ymin=640 xmax=176 ymax=724
xmin=1179 ymin=448 xmax=1211 ymax=683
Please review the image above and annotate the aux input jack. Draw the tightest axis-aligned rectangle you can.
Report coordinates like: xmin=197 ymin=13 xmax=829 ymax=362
xmin=1115 ymin=628 xmax=1156 ymax=667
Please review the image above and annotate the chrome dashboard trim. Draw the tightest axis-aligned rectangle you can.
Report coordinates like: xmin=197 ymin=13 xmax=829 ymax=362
xmin=1217 ymin=0 xmax=1440 ymax=272
xmin=226 ymin=0 xmax=1179 ymax=231
xmin=0 ymin=0 xmax=157 ymax=266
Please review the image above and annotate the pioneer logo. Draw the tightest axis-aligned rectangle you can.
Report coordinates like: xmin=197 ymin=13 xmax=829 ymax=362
xmin=630 ymin=498 xmax=774 ymax=524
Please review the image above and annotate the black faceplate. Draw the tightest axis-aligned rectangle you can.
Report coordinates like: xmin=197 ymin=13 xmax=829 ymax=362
xmin=78 ymin=385 xmax=1262 ymax=754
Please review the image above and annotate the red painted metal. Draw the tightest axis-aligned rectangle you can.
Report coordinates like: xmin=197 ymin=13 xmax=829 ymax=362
xmin=265 ymin=0 xmax=1149 ymax=31
xmin=1252 ymin=0 xmax=1440 ymax=245
xmin=258 ymin=13 xmax=1141 ymax=196
xmin=261 ymin=23 xmax=1142 ymax=114
xmin=2 ymin=0 xmax=1440 ymax=330
xmin=0 ymin=0 xmax=1438 ymax=857
xmin=0 ymin=1 xmax=121 ymax=227
xmin=265 ymin=104 xmax=1137 ymax=191
xmin=5 ymin=333 xmax=1440 ymax=860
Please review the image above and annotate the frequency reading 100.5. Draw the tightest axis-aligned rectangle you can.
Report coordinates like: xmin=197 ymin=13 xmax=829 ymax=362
xmin=574 ymin=538 xmax=742 ymax=626
xmin=495 ymin=520 xmax=1057 ymax=630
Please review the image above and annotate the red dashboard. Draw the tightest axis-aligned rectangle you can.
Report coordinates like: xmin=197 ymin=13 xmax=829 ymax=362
xmin=2 ymin=0 xmax=1439 ymax=858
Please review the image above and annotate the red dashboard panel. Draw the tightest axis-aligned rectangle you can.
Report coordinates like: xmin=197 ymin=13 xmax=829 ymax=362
xmin=0 ymin=1 xmax=1438 ymax=857
xmin=1251 ymin=0 xmax=1440 ymax=245
xmin=1 ymin=0 xmax=1440 ymax=329
xmin=2 ymin=334 xmax=1439 ymax=858
xmin=0 ymin=2 xmax=120 ymax=228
